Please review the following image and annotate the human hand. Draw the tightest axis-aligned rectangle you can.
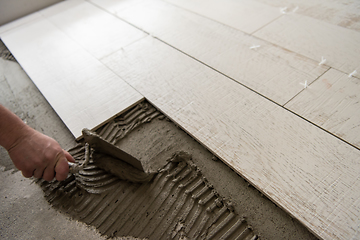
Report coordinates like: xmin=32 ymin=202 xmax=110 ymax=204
xmin=7 ymin=126 xmax=75 ymax=181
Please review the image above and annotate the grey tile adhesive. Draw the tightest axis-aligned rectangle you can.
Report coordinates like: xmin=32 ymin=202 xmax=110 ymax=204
xmin=36 ymin=101 xmax=258 ymax=240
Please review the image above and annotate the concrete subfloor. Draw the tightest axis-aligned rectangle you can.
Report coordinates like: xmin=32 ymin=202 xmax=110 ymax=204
xmin=0 ymin=40 xmax=318 ymax=239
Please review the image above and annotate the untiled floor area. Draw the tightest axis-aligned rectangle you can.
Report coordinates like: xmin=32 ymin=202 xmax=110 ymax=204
xmin=0 ymin=0 xmax=359 ymax=239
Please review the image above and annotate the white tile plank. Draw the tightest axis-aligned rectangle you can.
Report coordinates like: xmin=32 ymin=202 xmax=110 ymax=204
xmin=90 ymin=0 xmax=328 ymax=105
xmin=1 ymin=18 xmax=143 ymax=138
xmin=163 ymin=0 xmax=281 ymax=34
xmin=39 ymin=0 xmax=146 ymax=59
xmin=102 ymin=36 xmax=360 ymax=240
xmin=254 ymin=0 xmax=360 ymax=32
xmin=286 ymin=68 xmax=360 ymax=149
xmin=254 ymin=14 xmax=360 ymax=75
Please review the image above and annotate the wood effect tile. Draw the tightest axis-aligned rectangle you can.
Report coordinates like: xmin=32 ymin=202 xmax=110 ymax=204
xmin=102 ymin=36 xmax=360 ymax=240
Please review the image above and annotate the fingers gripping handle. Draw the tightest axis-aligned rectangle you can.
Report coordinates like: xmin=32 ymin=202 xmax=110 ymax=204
xmin=68 ymin=143 xmax=91 ymax=174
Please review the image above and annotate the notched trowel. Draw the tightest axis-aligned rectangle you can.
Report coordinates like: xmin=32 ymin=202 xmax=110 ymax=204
xmin=68 ymin=128 xmax=155 ymax=183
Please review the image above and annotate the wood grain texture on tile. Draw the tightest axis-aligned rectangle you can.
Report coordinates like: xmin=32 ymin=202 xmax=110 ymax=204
xmin=91 ymin=0 xmax=328 ymax=105
xmin=1 ymin=18 xmax=143 ymax=138
xmin=254 ymin=0 xmax=360 ymax=32
xmin=39 ymin=0 xmax=146 ymax=59
xmin=254 ymin=13 xmax=360 ymax=75
xmin=101 ymin=36 xmax=360 ymax=240
xmin=163 ymin=0 xmax=281 ymax=34
xmin=286 ymin=68 xmax=360 ymax=149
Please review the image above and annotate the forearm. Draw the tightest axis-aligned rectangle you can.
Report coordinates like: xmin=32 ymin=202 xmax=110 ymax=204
xmin=0 ymin=104 xmax=31 ymax=150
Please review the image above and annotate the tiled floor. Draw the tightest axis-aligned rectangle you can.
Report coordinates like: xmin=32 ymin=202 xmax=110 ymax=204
xmin=0 ymin=0 xmax=359 ymax=239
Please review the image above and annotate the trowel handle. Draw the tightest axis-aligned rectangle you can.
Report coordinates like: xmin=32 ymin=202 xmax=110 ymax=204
xmin=68 ymin=161 xmax=79 ymax=174
xmin=67 ymin=143 xmax=91 ymax=174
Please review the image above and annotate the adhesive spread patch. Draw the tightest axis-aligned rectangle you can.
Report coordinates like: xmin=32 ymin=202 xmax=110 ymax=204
xmin=37 ymin=101 xmax=258 ymax=240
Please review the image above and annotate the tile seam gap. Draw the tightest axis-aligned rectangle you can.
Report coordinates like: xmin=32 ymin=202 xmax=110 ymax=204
xmin=100 ymin=58 xmax=146 ymax=99
xmin=334 ymin=68 xmax=360 ymax=78
xmin=282 ymin=67 xmax=331 ymax=106
xmin=87 ymin=0 xmax=360 ymax=152
xmin=98 ymin=35 xmax=148 ymax=61
xmin=250 ymin=13 xmax=285 ymax=35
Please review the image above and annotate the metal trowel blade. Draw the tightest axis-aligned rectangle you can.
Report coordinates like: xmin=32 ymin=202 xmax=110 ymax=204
xmin=82 ymin=128 xmax=145 ymax=172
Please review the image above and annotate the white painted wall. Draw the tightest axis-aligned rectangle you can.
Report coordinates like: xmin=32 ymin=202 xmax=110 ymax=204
xmin=0 ymin=0 xmax=63 ymax=26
